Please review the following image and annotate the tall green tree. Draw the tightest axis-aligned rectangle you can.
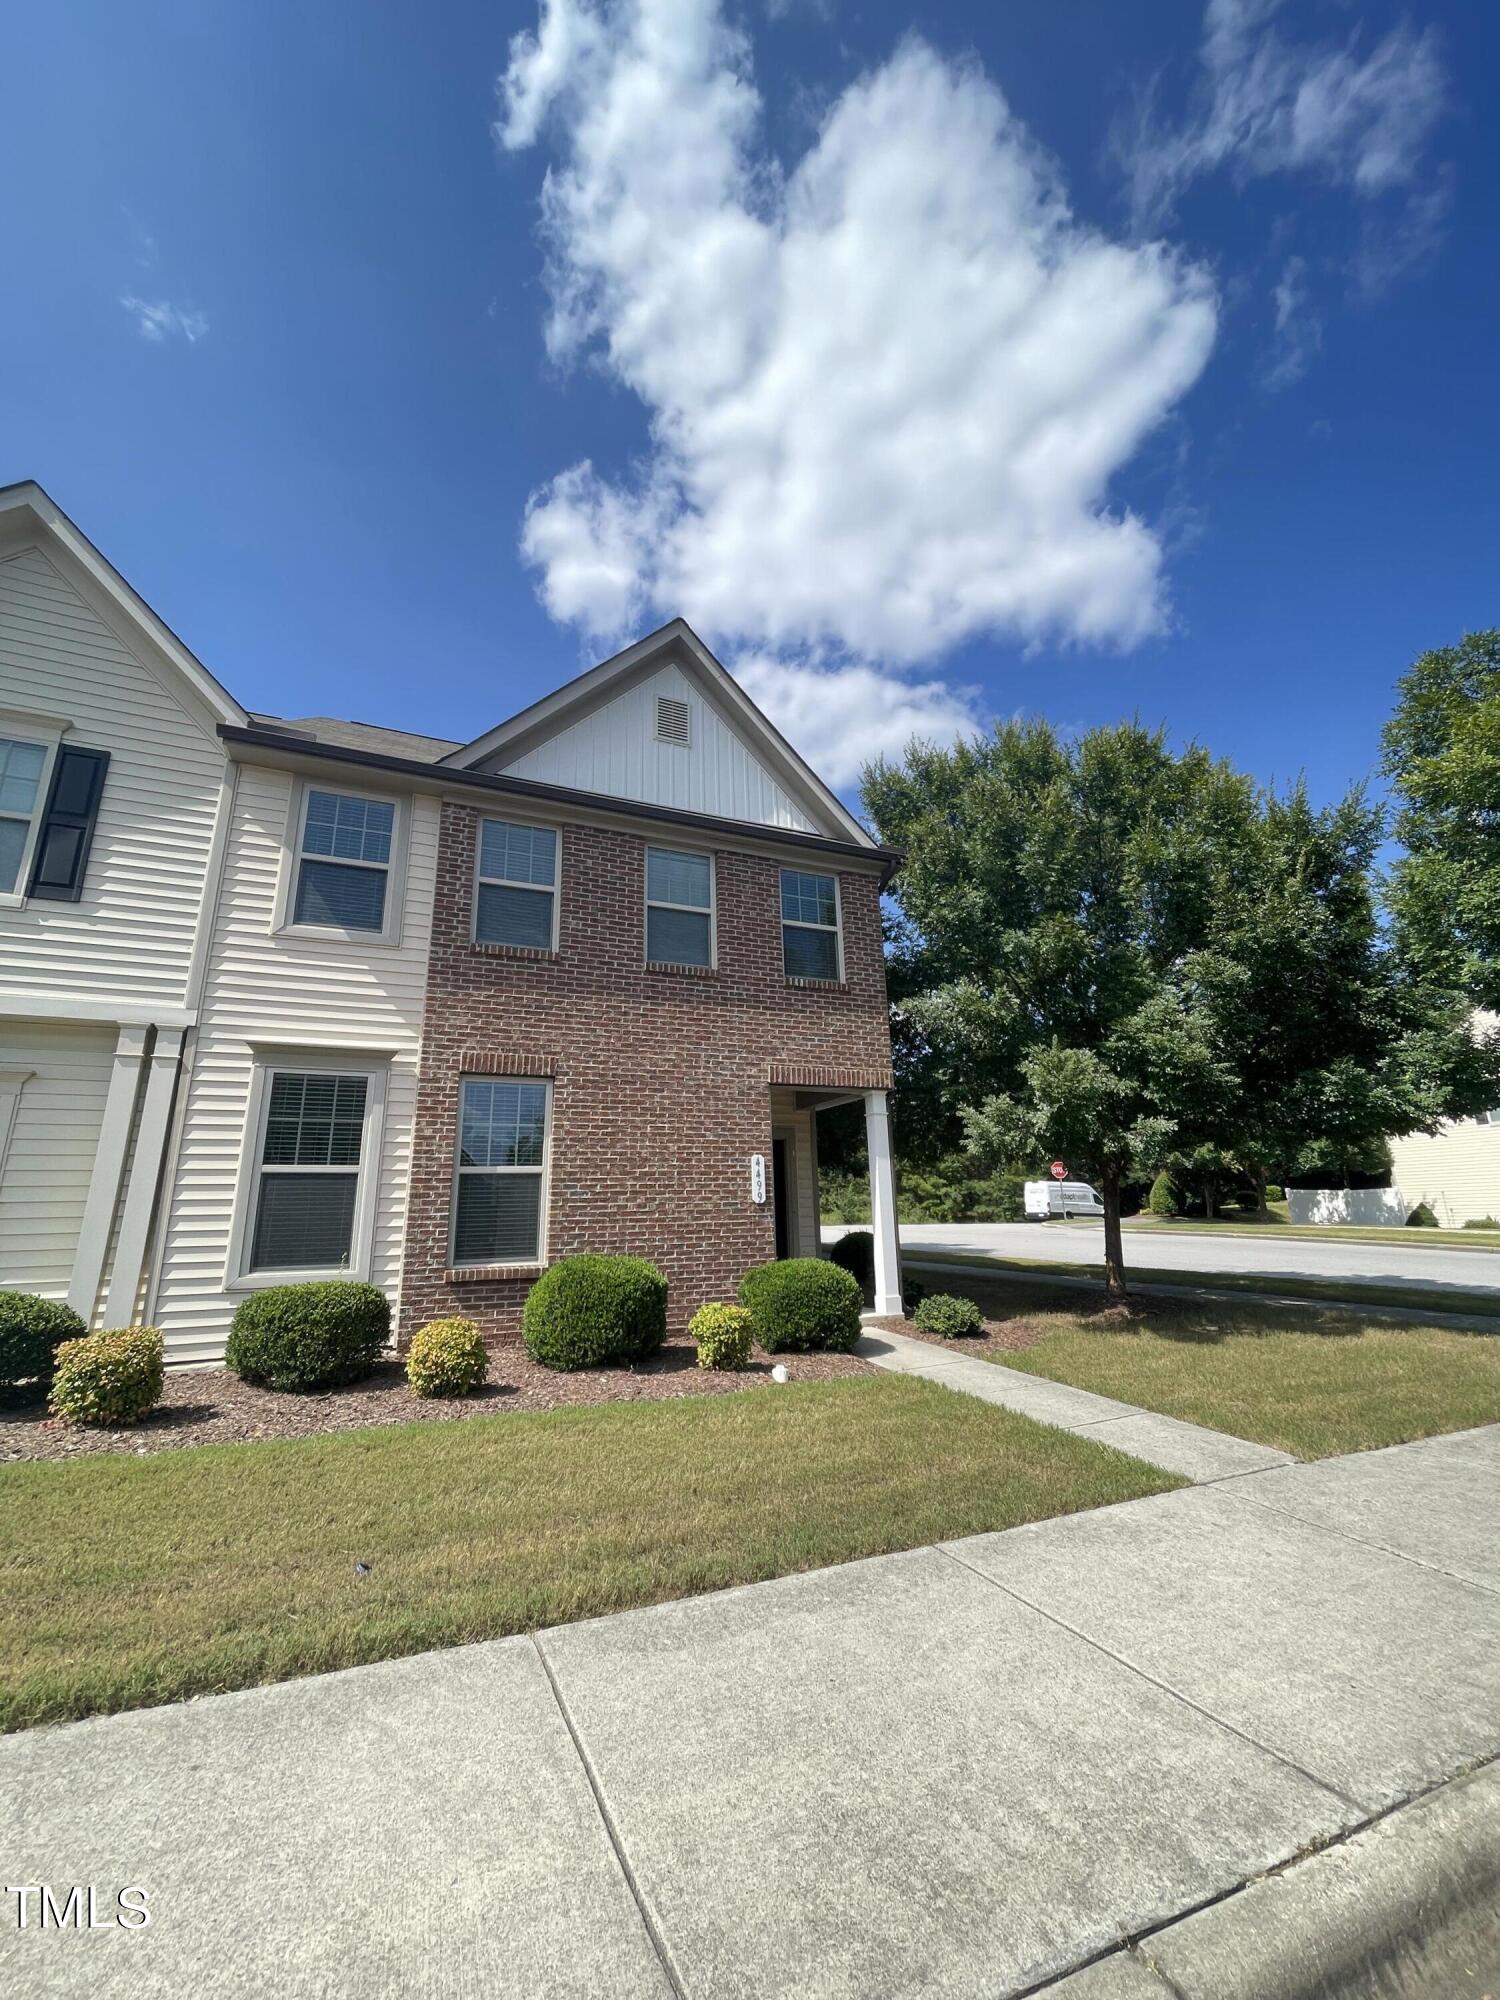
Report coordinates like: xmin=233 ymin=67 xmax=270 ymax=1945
xmin=865 ymin=721 xmax=1500 ymax=1298
xmin=1382 ymin=631 xmax=1500 ymax=1011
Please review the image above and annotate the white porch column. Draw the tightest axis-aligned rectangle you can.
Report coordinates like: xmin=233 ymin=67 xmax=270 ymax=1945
xmin=104 ymin=1028 xmax=185 ymax=1327
xmin=67 ymin=1025 xmax=149 ymax=1323
xmin=863 ymin=1089 xmax=903 ymax=1318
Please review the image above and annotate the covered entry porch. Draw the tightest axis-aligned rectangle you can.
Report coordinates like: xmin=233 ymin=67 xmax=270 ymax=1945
xmin=767 ymin=1064 xmax=902 ymax=1318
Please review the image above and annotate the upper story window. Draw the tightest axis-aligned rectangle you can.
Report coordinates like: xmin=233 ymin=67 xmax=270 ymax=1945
xmin=780 ymin=868 xmax=842 ymax=982
xmin=0 ymin=733 xmax=50 ymax=894
xmin=293 ymin=788 xmax=395 ymax=933
xmin=1479 ymin=1108 xmax=1500 ymax=1127
xmin=645 ymin=847 xmax=713 ymax=967
xmin=475 ymin=819 xmax=558 ymax=950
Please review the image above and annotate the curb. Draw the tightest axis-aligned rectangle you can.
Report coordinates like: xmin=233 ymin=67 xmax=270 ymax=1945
xmin=1043 ymin=1759 xmax=1500 ymax=1998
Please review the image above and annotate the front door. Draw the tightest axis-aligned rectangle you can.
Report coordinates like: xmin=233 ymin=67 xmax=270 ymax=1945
xmin=772 ymin=1137 xmax=790 ymax=1260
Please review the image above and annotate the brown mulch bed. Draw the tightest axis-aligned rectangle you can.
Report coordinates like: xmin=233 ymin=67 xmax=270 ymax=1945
xmin=0 ymin=1335 xmax=872 ymax=1465
xmin=864 ymin=1312 xmax=1051 ymax=1360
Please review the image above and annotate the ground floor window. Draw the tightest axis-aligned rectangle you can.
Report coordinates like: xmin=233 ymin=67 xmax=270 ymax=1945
xmin=451 ymin=1077 xmax=550 ymax=1266
xmin=233 ymin=1060 xmax=386 ymax=1281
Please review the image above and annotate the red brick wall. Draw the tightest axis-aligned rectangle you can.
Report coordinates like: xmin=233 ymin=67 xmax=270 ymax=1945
xmin=399 ymin=804 xmax=894 ymax=1343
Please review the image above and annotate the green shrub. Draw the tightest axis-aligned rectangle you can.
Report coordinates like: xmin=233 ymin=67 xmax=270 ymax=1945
xmin=828 ymin=1230 xmax=874 ymax=1297
xmin=913 ymin=1293 xmax=984 ymax=1339
xmin=523 ymin=1255 xmax=667 ymax=1371
xmin=1464 ymin=1216 xmax=1500 ymax=1230
xmin=1264 ymin=1184 xmax=1285 ymax=1204
xmin=902 ymin=1276 xmax=927 ymax=1319
xmin=1147 ymin=1172 xmax=1179 ymax=1218
xmin=0 ymin=1291 xmax=86 ymax=1406
xmin=1405 ymin=1202 xmax=1439 ymax=1229
xmin=689 ymin=1302 xmax=754 ymax=1371
xmin=226 ymin=1280 xmax=389 ymax=1392
xmin=817 ymin=1170 xmax=870 ymax=1224
xmin=738 ymin=1258 xmax=862 ymax=1353
xmin=406 ymin=1317 xmax=489 ymax=1398
xmin=49 ymin=1327 xmax=163 ymax=1428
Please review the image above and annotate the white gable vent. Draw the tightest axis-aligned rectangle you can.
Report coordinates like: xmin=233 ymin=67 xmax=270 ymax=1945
xmin=655 ymin=694 xmax=691 ymax=748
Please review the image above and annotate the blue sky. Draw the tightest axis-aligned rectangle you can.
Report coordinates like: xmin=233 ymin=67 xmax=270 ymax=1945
xmin=2 ymin=0 xmax=1494 ymax=814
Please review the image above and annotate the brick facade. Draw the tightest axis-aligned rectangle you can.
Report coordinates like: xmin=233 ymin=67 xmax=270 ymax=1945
xmin=399 ymin=802 xmax=894 ymax=1344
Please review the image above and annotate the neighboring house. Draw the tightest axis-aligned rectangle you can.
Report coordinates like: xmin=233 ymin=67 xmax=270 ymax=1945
xmin=0 ymin=483 xmax=242 ymax=1331
xmin=1389 ymin=1013 xmax=1500 ymax=1226
xmin=1 ymin=486 xmax=902 ymax=1357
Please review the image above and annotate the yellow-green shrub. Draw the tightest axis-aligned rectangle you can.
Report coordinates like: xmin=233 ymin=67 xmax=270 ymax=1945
xmin=689 ymin=1303 xmax=754 ymax=1371
xmin=406 ymin=1317 xmax=489 ymax=1398
xmin=49 ymin=1327 xmax=163 ymax=1428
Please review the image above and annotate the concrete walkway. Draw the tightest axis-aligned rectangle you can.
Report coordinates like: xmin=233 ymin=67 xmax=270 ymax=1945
xmin=855 ymin=1327 xmax=1296 ymax=1481
xmin=4 ymin=1420 xmax=1498 ymax=1997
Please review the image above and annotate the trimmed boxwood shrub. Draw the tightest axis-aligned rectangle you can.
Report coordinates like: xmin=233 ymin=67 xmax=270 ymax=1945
xmin=913 ymin=1293 xmax=983 ymax=1340
xmin=1406 ymin=1202 xmax=1439 ymax=1229
xmin=1264 ymin=1184 xmax=1286 ymax=1204
xmin=738 ymin=1258 xmax=862 ymax=1354
xmin=0 ymin=1291 xmax=86 ymax=1406
xmin=523 ymin=1255 xmax=667 ymax=1371
xmin=1147 ymin=1172 xmax=1179 ymax=1218
xmin=406 ymin=1317 xmax=489 ymax=1399
xmin=226 ymin=1280 xmax=390 ymax=1392
xmin=828 ymin=1230 xmax=874 ymax=1298
xmin=689 ymin=1302 xmax=754 ymax=1371
xmin=50 ymin=1327 xmax=163 ymax=1427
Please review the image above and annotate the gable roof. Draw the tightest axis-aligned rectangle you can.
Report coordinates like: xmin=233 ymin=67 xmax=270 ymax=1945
xmin=0 ymin=480 xmax=247 ymax=729
xmin=444 ymin=618 xmax=875 ymax=849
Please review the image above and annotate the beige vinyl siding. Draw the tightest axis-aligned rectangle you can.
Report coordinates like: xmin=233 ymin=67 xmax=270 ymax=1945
xmin=495 ymin=662 xmax=817 ymax=832
xmin=1390 ymin=1120 xmax=1500 ymax=1227
xmin=769 ymin=1089 xmax=821 ymax=1258
xmin=151 ymin=768 xmax=440 ymax=1362
xmin=0 ymin=544 xmax=226 ymax=1008
xmin=0 ymin=1022 xmax=119 ymax=1301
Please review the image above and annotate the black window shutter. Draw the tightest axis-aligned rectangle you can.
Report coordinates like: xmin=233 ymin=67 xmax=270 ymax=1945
xmin=28 ymin=747 xmax=110 ymax=902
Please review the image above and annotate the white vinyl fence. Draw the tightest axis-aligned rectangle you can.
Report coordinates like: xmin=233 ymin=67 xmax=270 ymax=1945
xmin=1287 ymin=1188 xmax=1411 ymax=1227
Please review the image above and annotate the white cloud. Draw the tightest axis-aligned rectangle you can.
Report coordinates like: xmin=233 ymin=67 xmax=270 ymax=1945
xmin=120 ymin=296 xmax=209 ymax=344
xmin=733 ymin=654 xmax=985 ymax=787
xmin=1117 ymin=0 xmax=1448 ymax=228
xmin=497 ymin=0 xmax=1217 ymax=675
xmin=1264 ymin=254 xmax=1322 ymax=390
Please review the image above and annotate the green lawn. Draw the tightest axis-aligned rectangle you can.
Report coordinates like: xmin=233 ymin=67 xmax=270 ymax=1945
xmin=915 ymin=1276 xmax=1500 ymax=1459
xmin=0 ymin=1374 xmax=1179 ymax=1732
xmin=1115 ymin=1209 xmax=1500 ymax=1251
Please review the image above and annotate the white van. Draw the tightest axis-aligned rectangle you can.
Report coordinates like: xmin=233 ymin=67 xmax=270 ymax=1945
xmin=1024 ymin=1179 xmax=1105 ymax=1220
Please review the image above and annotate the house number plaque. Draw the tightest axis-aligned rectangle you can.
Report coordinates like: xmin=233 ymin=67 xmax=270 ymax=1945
xmin=749 ymin=1153 xmax=767 ymax=1204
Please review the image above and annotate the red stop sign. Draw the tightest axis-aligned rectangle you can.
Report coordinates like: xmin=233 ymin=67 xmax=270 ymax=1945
xmin=1050 ymin=1160 xmax=1067 ymax=1180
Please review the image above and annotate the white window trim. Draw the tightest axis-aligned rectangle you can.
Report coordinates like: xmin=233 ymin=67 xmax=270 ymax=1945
xmin=449 ymin=1075 xmax=554 ymax=1270
xmin=644 ymin=843 xmax=716 ymax=969
xmin=780 ymin=866 xmax=844 ymax=983
xmin=225 ymin=1053 xmax=389 ymax=1290
xmin=274 ymin=776 xmax=408 ymax=948
xmin=0 ymin=709 xmax=67 ymax=910
xmin=471 ymin=815 xmax=562 ymax=951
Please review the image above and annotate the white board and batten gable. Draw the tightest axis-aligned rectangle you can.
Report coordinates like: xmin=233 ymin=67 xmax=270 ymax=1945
xmin=447 ymin=620 xmax=876 ymax=850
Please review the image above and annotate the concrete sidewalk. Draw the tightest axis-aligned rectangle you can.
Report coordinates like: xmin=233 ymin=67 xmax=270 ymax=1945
xmin=4 ymin=1421 xmax=1498 ymax=1997
xmin=855 ymin=1326 xmax=1297 ymax=1481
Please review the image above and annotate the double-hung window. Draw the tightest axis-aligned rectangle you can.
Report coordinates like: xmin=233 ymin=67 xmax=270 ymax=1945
xmin=0 ymin=731 xmax=53 ymax=896
xmin=475 ymin=819 xmax=558 ymax=949
xmin=780 ymin=868 xmax=842 ymax=981
xmin=452 ymin=1078 xmax=550 ymax=1266
xmin=1479 ymin=1108 xmax=1500 ymax=1128
xmin=645 ymin=847 xmax=713 ymax=967
xmin=292 ymin=788 xmax=396 ymax=934
xmin=245 ymin=1069 xmax=375 ymax=1274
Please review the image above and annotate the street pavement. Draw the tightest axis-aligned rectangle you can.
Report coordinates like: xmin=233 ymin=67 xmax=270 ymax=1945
xmin=4 ymin=1417 xmax=1498 ymax=1997
xmin=876 ymin=1218 xmax=1500 ymax=1300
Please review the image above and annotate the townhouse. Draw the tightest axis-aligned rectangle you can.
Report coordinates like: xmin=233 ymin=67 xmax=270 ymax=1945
xmin=0 ymin=486 xmax=902 ymax=1358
